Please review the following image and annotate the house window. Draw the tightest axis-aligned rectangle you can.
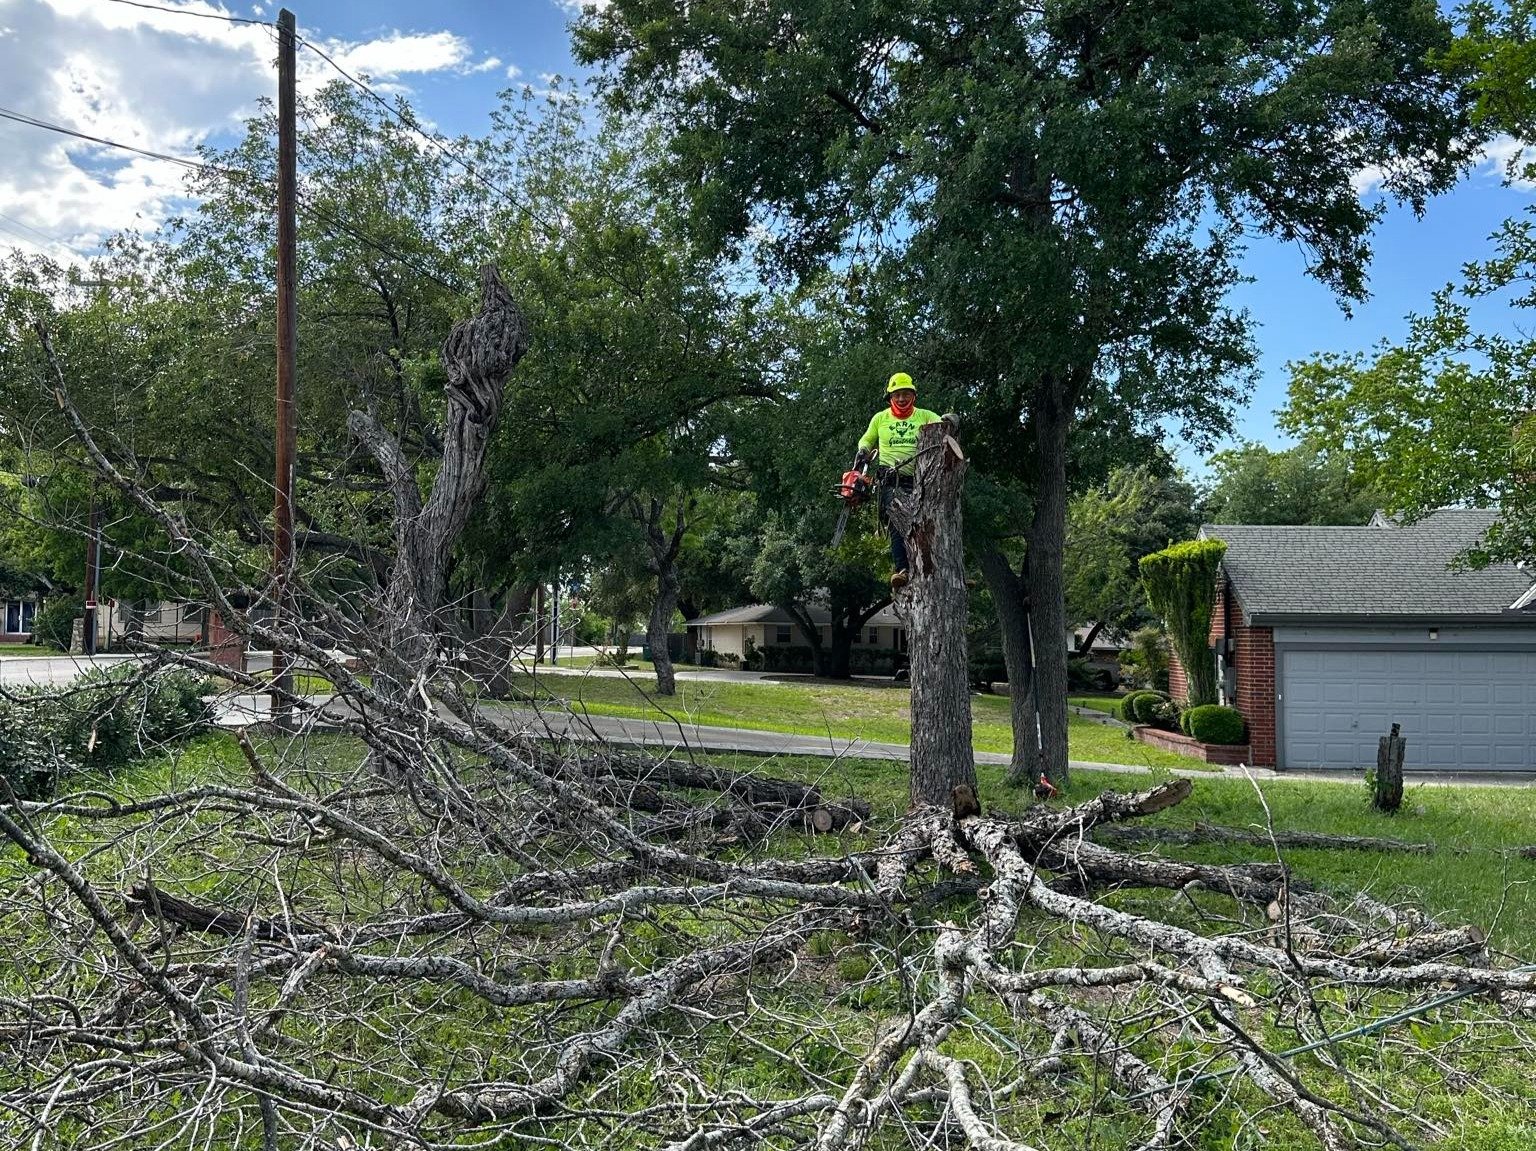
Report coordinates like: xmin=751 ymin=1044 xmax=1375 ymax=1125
xmin=181 ymin=602 xmax=202 ymax=621
xmin=775 ymin=624 xmax=792 ymax=645
xmin=867 ymin=627 xmax=880 ymax=646
xmin=894 ymin=628 xmax=908 ymax=653
xmin=5 ymin=601 xmax=36 ymax=634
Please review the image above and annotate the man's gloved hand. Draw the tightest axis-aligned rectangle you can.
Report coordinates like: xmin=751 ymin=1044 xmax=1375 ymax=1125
xmin=840 ymin=469 xmax=864 ymax=498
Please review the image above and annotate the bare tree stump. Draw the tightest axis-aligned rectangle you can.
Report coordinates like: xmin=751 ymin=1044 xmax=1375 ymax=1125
xmin=348 ymin=265 xmax=529 ymax=692
xmin=1372 ymin=722 xmax=1406 ymax=813
xmin=888 ymin=417 xmax=976 ymax=807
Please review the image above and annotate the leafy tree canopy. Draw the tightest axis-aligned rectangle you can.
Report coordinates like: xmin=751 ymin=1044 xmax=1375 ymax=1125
xmin=1065 ymin=460 xmax=1200 ymax=643
xmin=1200 ymin=442 xmax=1381 ymax=527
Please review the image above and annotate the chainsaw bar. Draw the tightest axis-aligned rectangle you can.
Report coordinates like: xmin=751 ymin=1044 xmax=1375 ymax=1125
xmin=830 ymin=506 xmax=852 ymax=548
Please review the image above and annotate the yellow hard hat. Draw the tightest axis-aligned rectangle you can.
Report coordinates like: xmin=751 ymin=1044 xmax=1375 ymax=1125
xmin=886 ymin=372 xmax=915 ymax=394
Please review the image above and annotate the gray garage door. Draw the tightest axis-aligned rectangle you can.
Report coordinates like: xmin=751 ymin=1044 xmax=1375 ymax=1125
xmin=1281 ymin=648 xmax=1536 ymax=771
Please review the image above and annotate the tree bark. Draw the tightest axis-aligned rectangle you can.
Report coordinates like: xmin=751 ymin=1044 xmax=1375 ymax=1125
xmin=636 ymin=498 xmax=688 ymax=697
xmin=980 ymin=548 xmax=1042 ymax=784
xmin=466 ymin=581 xmax=536 ymax=698
xmin=347 ymin=265 xmax=528 ymax=696
xmin=1023 ymin=375 xmax=1073 ymax=789
xmin=887 ymin=418 xmax=975 ymax=807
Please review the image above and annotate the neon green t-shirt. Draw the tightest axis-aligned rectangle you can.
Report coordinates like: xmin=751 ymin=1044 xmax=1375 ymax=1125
xmin=858 ymin=407 xmax=942 ymax=469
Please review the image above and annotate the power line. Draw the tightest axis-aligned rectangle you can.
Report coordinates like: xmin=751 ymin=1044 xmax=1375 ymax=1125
xmin=0 ymin=105 xmax=227 ymax=174
xmin=102 ymin=0 xmax=273 ymax=27
xmin=0 ymin=210 xmax=70 ymax=248
xmin=0 ymin=102 xmax=469 ymax=295
xmin=294 ymin=34 xmax=561 ymax=241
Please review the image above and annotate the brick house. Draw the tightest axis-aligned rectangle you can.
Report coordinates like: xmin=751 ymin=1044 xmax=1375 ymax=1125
xmin=1168 ymin=510 xmax=1536 ymax=772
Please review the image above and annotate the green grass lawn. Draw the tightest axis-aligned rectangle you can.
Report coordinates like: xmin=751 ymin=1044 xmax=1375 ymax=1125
xmin=544 ymin=654 xmax=659 ymax=672
xmin=0 ymin=644 xmax=58 ymax=657
xmin=506 ymin=671 xmax=1203 ymax=770
xmin=1067 ymin=692 xmax=1123 ymax=714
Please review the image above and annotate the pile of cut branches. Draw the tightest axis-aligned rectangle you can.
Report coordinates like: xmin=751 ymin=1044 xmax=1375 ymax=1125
xmin=3 ymin=702 xmax=1532 ymax=1149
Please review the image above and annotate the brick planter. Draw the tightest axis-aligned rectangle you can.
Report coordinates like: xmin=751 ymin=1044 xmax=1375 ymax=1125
xmin=1132 ymin=725 xmax=1250 ymax=766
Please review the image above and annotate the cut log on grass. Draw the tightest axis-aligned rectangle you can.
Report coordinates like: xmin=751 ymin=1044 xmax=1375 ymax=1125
xmin=886 ymin=416 xmax=975 ymax=807
xmin=1094 ymin=821 xmax=1435 ymax=854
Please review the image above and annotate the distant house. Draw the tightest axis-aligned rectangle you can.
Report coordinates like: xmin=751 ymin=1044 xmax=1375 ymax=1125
xmin=1172 ymin=510 xmax=1536 ymax=772
xmin=1 ymin=589 xmax=44 ymax=644
xmin=686 ymin=603 xmax=907 ymax=661
xmin=95 ymin=599 xmax=205 ymax=649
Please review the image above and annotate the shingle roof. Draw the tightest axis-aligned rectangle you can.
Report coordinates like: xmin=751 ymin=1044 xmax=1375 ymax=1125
xmin=1201 ymin=510 xmax=1536 ymax=623
xmin=686 ymin=603 xmax=903 ymax=627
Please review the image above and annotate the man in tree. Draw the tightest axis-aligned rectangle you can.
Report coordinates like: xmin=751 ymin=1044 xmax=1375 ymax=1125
xmin=846 ymin=372 xmax=941 ymax=590
xmin=575 ymin=0 xmax=1472 ymax=790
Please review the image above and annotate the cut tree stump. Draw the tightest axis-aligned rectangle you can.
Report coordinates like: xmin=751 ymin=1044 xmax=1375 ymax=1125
xmin=1373 ymin=722 xmax=1406 ymax=813
xmin=887 ymin=416 xmax=975 ymax=807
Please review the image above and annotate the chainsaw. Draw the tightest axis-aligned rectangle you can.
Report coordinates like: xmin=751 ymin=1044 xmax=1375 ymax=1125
xmin=829 ymin=451 xmax=875 ymax=548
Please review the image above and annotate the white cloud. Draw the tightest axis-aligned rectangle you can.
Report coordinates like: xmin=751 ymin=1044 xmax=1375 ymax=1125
xmin=505 ymin=63 xmax=523 ymax=79
xmin=331 ymin=30 xmax=472 ymax=78
xmin=1477 ymin=134 xmax=1536 ymax=191
xmin=0 ymin=1 xmax=498 ymax=263
xmin=1350 ymin=164 xmax=1386 ymax=198
xmin=554 ymin=0 xmax=611 ymax=14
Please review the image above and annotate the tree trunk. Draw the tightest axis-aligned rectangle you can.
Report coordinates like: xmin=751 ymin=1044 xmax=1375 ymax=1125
xmin=636 ymin=497 xmax=688 ymax=697
xmin=347 ymin=265 xmax=528 ymax=697
xmin=1078 ymin=619 xmax=1106 ymax=656
xmin=785 ymin=602 xmax=828 ymax=676
xmin=828 ymin=621 xmax=854 ymax=679
xmin=647 ymin=573 xmax=679 ymax=695
xmin=980 ymin=548 xmax=1042 ymax=785
xmin=466 ymin=582 xmax=535 ymax=699
xmin=887 ymin=418 xmax=976 ymax=807
xmin=1025 ymin=379 xmax=1072 ymax=790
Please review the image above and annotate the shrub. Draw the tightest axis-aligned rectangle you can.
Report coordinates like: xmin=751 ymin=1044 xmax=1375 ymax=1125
xmin=0 ymin=664 xmax=212 ymax=799
xmin=1119 ymin=690 xmax=1164 ymax=723
xmin=1131 ymin=691 xmax=1168 ymax=725
xmin=1149 ymin=699 xmax=1182 ymax=731
xmin=1118 ymin=626 xmax=1170 ymax=692
xmin=32 ymin=598 xmax=81 ymax=652
xmin=1139 ymin=539 xmax=1226 ymax=705
xmin=1182 ymin=704 xmax=1246 ymax=745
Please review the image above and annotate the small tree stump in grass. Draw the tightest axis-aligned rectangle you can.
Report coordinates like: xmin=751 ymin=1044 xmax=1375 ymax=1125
xmin=1373 ymin=722 xmax=1406 ymax=813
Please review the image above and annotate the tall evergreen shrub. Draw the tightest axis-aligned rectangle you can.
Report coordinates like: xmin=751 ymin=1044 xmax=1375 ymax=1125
xmin=1139 ymin=539 xmax=1226 ymax=707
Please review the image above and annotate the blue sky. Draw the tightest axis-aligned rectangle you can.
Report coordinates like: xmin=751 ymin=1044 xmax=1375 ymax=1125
xmin=2 ymin=0 xmax=1528 ymax=466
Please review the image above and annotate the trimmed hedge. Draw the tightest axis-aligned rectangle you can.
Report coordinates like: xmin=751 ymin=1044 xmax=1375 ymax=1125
xmin=1140 ymin=539 xmax=1226 ymax=706
xmin=1131 ymin=691 xmax=1168 ymax=725
xmin=0 ymin=664 xmax=212 ymax=800
xmin=1182 ymin=704 xmax=1246 ymax=745
xmin=1119 ymin=690 xmax=1164 ymax=723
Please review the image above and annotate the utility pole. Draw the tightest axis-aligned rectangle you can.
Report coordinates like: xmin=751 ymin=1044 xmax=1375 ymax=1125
xmin=551 ymin=576 xmax=560 ymax=666
xmin=272 ymin=7 xmax=298 ymax=721
xmin=535 ymin=584 xmax=546 ymax=665
xmin=82 ymin=493 xmax=100 ymax=656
